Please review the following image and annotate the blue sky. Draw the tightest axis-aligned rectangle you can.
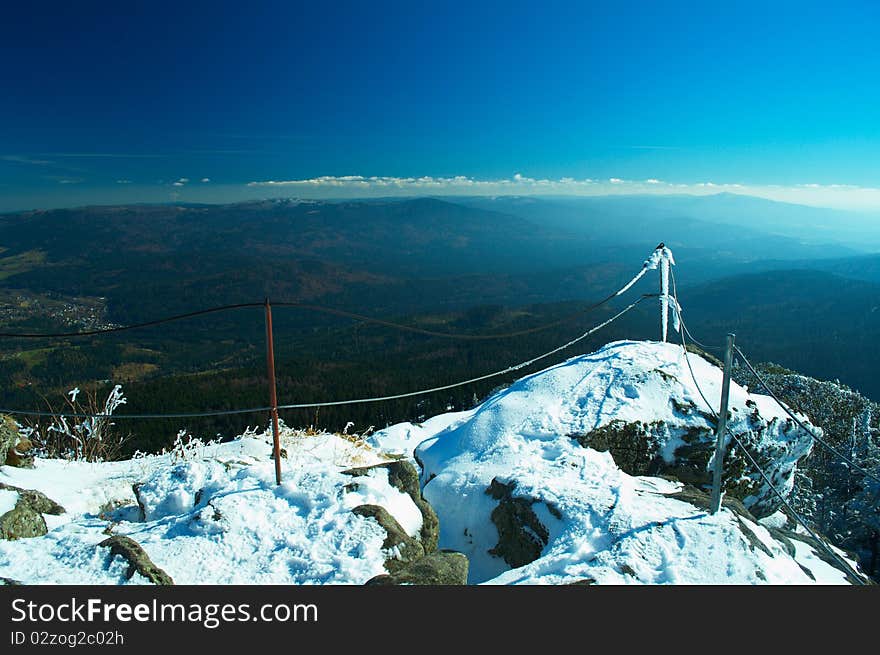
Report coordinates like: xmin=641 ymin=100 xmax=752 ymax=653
xmin=3 ymin=1 xmax=880 ymax=211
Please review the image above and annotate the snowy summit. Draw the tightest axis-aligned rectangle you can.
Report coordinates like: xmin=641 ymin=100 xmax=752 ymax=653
xmin=0 ymin=340 xmax=866 ymax=585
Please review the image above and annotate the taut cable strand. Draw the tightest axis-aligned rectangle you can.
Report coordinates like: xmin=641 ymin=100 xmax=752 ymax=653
xmin=275 ymin=295 xmax=647 ymax=409
xmin=723 ymin=425 xmax=866 ymax=584
xmin=669 ymin=268 xmax=723 ymax=353
xmin=0 ymin=253 xmax=662 ymax=341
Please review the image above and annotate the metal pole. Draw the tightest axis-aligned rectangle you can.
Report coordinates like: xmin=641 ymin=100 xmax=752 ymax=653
xmin=264 ymin=298 xmax=282 ymax=485
xmin=660 ymin=249 xmax=669 ymax=343
xmin=710 ymin=333 xmax=735 ymax=514
xmin=659 ymin=263 xmax=665 ymax=342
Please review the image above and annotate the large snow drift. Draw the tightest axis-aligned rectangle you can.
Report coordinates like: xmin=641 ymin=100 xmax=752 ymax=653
xmin=408 ymin=340 xmax=850 ymax=584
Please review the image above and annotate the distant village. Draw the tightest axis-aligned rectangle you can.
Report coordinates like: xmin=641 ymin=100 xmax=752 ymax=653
xmin=0 ymin=291 xmax=118 ymax=332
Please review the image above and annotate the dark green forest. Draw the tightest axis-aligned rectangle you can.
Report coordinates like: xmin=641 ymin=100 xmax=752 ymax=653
xmin=2 ymin=196 xmax=880 ymax=456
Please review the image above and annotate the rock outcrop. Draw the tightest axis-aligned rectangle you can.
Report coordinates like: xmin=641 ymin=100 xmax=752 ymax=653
xmin=0 ymin=484 xmax=65 ymax=541
xmin=344 ymin=459 xmax=468 ymax=583
xmin=416 ymin=341 xmax=831 ymax=583
xmin=0 ymin=415 xmax=33 ymax=468
xmin=0 ymin=483 xmax=66 ymax=516
xmin=485 ymin=478 xmax=552 ymax=568
xmin=0 ymin=500 xmax=47 ymax=540
xmin=351 ymin=504 xmax=425 ymax=572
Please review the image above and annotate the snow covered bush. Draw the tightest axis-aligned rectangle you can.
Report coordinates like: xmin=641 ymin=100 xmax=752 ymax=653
xmin=21 ymin=385 xmax=131 ymax=462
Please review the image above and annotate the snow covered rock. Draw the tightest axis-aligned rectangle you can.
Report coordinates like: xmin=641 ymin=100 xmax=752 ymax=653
xmin=419 ymin=341 xmax=813 ymax=522
xmin=351 ymin=504 xmax=425 ymax=571
xmin=409 ymin=340 xmax=853 ymax=584
xmin=343 ymin=460 xmax=439 ymax=553
xmin=0 ymin=484 xmax=64 ymax=541
xmin=0 ymin=483 xmax=65 ymax=516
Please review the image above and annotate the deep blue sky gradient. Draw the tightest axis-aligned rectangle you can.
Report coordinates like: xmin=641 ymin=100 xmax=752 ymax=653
xmin=3 ymin=1 xmax=880 ymax=209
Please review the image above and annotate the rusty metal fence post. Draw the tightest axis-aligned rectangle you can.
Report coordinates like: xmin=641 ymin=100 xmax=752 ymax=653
xmin=710 ymin=333 xmax=735 ymax=514
xmin=264 ymin=298 xmax=282 ymax=485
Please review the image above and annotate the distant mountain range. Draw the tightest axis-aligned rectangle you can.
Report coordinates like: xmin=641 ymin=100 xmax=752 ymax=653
xmin=0 ymin=193 xmax=873 ymax=316
xmin=462 ymin=193 xmax=880 ymax=252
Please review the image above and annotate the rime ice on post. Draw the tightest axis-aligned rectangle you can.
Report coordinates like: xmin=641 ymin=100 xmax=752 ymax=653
xmin=660 ymin=253 xmax=669 ymax=341
xmin=658 ymin=245 xmax=676 ymax=341
xmin=639 ymin=243 xmax=676 ymax=342
xmin=612 ymin=243 xmax=677 ymax=341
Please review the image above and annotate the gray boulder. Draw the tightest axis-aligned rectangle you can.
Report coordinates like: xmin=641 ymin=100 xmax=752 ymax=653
xmin=0 ymin=484 xmax=66 ymax=540
xmin=0 ymin=499 xmax=47 ymax=540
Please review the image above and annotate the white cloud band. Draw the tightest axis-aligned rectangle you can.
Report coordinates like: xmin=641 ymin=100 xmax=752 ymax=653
xmin=246 ymin=174 xmax=880 ymax=211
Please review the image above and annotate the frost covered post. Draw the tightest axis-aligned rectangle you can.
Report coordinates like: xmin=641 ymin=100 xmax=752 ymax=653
xmin=590 ymin=241 xmax=680 ymax=341
xmin=627 ymin=243 xmax=677 ymax=342
xmin=656 ymin=244 xmax=675 ymax=342
xmin=710 ymin=333 xmax=736 ymax=514
xmin=264 ymin=298 xmax=283 ymax=485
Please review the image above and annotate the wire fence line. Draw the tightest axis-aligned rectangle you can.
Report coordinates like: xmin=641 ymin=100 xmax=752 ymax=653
xmin=5 ymin=249 xmax=873 ymax=490
xmin=0 ymin=295 xmax=647 ymax=420
xmin=722 ymin=425 xmax=866 ymax=584
xmin=273 ymin=295 xmax=648 ymax=410
xmin=672 ymin=266 xmax=880 ymax=485
xmin=672 ymin=274 xmax=880 ymax=483
xmin=672 ymin=269 xmax=880 ymax=483
xmin=0 ymin=283 xmax=643 ymax=343
xmin=0 ymin=254 xmax=657 ymax=420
